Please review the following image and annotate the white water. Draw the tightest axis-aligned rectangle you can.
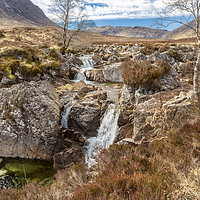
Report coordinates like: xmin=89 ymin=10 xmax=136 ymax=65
xmin=85 ymin=104 xmax=120 ymax=167
xmin=61 ymin=105 xmax=73 ymax=129
xmin=74 ymin=55 xmax=94 ymax=82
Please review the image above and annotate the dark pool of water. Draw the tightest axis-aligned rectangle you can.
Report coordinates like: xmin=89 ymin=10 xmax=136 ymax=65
xmin=0 ymin=158 xmax=55 ymax=189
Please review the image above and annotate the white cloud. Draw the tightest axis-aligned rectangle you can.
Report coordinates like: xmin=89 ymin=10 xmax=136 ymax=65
xmin=31 ymin=0 xmax=165 ymax=20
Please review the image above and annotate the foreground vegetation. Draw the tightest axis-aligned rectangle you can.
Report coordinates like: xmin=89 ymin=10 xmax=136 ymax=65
xmin=0 ymin=109 xmax=199 ymax=199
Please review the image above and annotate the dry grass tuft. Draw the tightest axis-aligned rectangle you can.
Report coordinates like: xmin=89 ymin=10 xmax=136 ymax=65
xmin=121 ymin=59 xmax=171 ymax=90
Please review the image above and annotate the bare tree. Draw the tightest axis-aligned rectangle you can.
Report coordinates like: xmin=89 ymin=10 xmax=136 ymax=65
xmin=156 ymin=0 xmax=200 ymax=100
xmin=51 ymin=0 xmax=95 ymax=54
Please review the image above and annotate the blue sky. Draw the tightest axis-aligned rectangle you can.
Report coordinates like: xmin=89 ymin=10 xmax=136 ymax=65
xmin=31 ymin=0 xmax=181 ymax=31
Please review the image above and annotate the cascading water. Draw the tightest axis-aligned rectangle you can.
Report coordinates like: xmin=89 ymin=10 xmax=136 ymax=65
xmin=85 ymin=104 xmax=120 ymax=167
xmin=61 ymin=55 xmax=95 ymax=129
xmin=61 ymin=105 xmax=73 ymax=129
xmin=74 ymin=55 xmax=94 ymax=83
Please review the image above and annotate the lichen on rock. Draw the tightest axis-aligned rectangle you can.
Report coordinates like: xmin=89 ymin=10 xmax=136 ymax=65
xmin=0 ymin=81 xmax=61 ymax=161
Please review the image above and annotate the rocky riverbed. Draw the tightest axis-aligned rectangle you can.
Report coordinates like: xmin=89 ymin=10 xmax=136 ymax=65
xmin=0 ymin=42 xmax=199 ymax=190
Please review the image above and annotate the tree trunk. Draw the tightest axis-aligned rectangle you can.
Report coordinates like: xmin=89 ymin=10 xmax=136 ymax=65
xmin=194 ymin=42 xmax=200 ymax=100
xmin=62 ymin=29 xmax=67 ymax=54
xmin=65 ymin=35 xmax=72 ymax=50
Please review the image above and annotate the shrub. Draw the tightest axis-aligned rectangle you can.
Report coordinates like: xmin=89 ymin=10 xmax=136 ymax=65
xmin=121 ymin=59 xmax=171 ymax=90
xmin=0 ymin=31 xmax=5 ymax=38
xmin=167 ymin=49 xmax=182 ymax=62
xmin=158 ymin=44 xmax=170 ymax=52
xmin=48 ymin=48 xmax=61 ymax=61
xmin=140 ymin=43 xmax=159 ymax=55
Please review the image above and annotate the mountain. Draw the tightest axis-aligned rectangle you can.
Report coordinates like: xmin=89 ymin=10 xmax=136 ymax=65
xmin=87 ymin=25 xmax=169 ymax=39
xmin=165 ymin=21 xmax=196 ymax=39
xmin=0 ymin=0 xmax=57 ymax=28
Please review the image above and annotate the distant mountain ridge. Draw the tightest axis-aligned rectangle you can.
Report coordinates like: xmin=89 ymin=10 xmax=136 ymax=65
xmin=87 ymin=25 xmax=170 ymax=39
xmin=164 ymin=20 xmax=196 ymax=39
xmin=0 ymin=0 xmax=57 ymax=28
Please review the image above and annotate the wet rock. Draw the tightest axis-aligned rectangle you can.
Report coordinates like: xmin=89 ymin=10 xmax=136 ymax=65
xmin=0 ymin=81 xmax=61 ymax=160
xmin=68 ymin=55 xmax=83 ymax=66
xmin=62 ymin=129 xmax=85 ymax=144
xmin=68 ymin=89 xmax=107 ymax=137
xmin=53 ymin=146 xmax=83 ymax=170
xmin=69 ymin=65 xmax=80 ymax=80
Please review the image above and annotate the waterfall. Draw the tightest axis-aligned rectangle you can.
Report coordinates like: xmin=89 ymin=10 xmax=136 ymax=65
xmin=74 ymin=55 xmax=94 ymax=82
xmin=85 ymin=104 xmax=120 ymax=167
xmin=61 ymin=105 xmax=73 ymax=129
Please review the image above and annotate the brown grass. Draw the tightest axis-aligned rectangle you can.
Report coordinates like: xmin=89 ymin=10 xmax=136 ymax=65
xmin=121 ymin=59 xmax=171 ymax=90
xmin=0 ymin=27 xmax=198 ymax=54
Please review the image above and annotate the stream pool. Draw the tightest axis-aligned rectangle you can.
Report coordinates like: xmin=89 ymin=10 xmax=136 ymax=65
xmin=0 ymin=158 xmax=55 ymax=189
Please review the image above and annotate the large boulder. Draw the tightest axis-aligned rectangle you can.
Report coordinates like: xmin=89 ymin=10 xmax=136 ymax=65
xmin=84 ymin=69 xmax=104 ymax=82
xmin=104 ymin=63 xmax=123 ymax=82
xmin=0 ymin=81 xmax=61 ymax=160
xmin=133 ymin=90 xmax=194 ymax=144
xmin=68 ymin=86 xmax=107 ymax=137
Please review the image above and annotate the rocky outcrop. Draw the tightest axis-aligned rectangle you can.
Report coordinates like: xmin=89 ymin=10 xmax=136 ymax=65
xmin=119 ymin=88 xmax=194 ymax=144
xmin=68 ymin=86 xmax=107 ymax=137
xmin=0 ymin=81 xmax=61 ymax=160
xmin=53 ymin=129 xmax=86 ymax=169
xmin=133 ymin=91 xmax=194 ymax=144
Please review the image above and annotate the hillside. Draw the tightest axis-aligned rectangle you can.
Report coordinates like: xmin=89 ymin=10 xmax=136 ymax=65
xmin=87 ymin=25 xmax=169 ymax=39
xmin=165 ymin=20 xmax=196 ymax=39
xmin=0 ymin=0 xmax=57 ymax=29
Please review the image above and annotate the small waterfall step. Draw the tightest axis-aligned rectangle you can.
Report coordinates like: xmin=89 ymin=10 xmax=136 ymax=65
xmin=74 ymin=54 xmax=96 ymax=85
xmin=85 ymin=103 xmax=120 ymax=167
xmin=61 ymin=105 xmax=73 ymax=129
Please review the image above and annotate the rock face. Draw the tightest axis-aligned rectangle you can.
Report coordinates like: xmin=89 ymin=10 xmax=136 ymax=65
xmin=53 ymin=129 xmax=86 ymax=169
xmin=133 ymin=91 xmax=193 ymax=144
xmin=118 ymin=85 xmax=194 ymax=145
xmin=0 ymin=81 xmax=61 ymax=160
xmin=68 ymin=85 xmax=107 ymax=137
